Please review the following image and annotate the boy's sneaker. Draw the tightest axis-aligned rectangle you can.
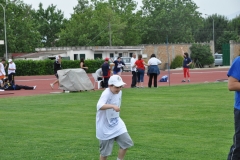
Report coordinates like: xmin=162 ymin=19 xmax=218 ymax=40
xmin=182 ymin=80 xmax=186 ymax=82
xmin=50 ymin=83 xmax=54 ymax=89
xmin=33 ymin=86 xmax=37 ymax=90
xmin=188 ymin=80 xmax=190 ymax=82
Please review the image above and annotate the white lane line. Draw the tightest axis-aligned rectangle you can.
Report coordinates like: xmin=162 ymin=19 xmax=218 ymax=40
xmin=16 ymin=78 xmax=56 ymax=82
xmin=172 ymin=71 xmax=227 ymax=74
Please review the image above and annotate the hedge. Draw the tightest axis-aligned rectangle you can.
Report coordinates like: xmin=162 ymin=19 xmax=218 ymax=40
xmin=9 ymin=59 xmax=104 ymax=76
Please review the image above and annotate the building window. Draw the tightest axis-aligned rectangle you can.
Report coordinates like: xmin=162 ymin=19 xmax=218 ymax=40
xmin=80 ymin=54 xmax=85 ymax=60
xmin=119 ymin=53 xmax=122 ymax=57
xmin=129 ymin=53 xmax=133 ymax=57
xmin=74 ymin=54 xmax=78 ymax=60
xmin=94 ymin=53 xmax=102 ymax=59
xmin=110 ymin=53 xmax=114 ymax=58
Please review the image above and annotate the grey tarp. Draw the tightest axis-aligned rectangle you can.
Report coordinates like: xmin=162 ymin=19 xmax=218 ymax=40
xmin=58 ymin=68 xmax=94 ymax=91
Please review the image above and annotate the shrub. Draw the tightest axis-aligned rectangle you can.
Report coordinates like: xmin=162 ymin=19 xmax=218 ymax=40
xmin=12 ymin=59 xmax=104 ymax=76
xmin=190 ymin=44 xmax=214 ymax=66
xmin=170 ymin=55 xmax=183 ymax=69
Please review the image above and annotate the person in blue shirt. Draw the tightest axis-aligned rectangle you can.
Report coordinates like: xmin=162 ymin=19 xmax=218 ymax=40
xmin=181 ymin=47 xmax=192 ymax=82
xmin=227 ymin=56 xmax=240 ymax=160
xmin=113 ymin=57 xmax=125 ymax=76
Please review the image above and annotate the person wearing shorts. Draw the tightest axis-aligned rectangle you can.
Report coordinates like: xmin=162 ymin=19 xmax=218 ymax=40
xmin=50 ymin=55 xmax=62 ymax=89
xmin=96 ymin=75 xmax=133 ymax=160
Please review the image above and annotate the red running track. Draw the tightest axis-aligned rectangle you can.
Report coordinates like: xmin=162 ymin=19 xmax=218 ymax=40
xmin=0 ymin=67 xmax=229 ymax=98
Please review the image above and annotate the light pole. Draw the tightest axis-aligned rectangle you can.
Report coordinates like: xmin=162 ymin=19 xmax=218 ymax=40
xmin=0 ymin=3 xmax=7 ymax=59
xmin=205 ymin=14 xmax=215 ymax=54
xmin=0 ymin=0 xmax=16 ymax=60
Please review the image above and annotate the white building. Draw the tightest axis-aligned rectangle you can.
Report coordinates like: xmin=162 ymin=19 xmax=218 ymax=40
xmin=14 ymin=46 xmax=145 ymax=60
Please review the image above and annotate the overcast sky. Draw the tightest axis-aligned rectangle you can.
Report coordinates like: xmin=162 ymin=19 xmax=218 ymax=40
xmin=23 ymin=0 xmax=240 ymax=19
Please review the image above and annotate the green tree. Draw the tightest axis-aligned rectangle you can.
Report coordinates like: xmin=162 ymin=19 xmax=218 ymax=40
xmin=0 ymin=0 xmax=42 ymax=55
xmin=216 ymin=31 xmax=239 ymax=52
xmin=141 ymin=0 xmax=202 ymax=44
xmin=195 ymin=14 xmax=229 ymax=52
xmin=190 ymin=44 xmax=214 ymax=66
xmin=33 ymin=3 xmax=66 ymax=47
xmin=228 ymin=15 xmax=240 ymax=37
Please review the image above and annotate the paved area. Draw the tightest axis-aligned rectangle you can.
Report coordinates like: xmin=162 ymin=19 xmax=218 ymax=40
xmin=0 ymin=67 xmax=229 ymax=98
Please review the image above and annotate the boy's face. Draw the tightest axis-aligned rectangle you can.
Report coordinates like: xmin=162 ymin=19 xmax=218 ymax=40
xmin=109 ymin=85 xmax=122 ymax=94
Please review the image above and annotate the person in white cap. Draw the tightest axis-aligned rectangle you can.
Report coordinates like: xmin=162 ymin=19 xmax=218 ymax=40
xmin=96 ymin=75 xmax=133 ymax=160
xmin=7 ymin=59 xmax=16 ymax=84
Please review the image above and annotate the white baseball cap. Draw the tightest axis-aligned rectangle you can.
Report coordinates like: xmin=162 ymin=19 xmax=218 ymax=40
xmin=8 ymin=59 xmax=12 ymax=63
xmin=108 ymin=75 xmax=126 ymax=87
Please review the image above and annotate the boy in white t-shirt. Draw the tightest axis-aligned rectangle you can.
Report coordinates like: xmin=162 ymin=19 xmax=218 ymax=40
xmin=96 ymin=75 xmax=133 ymax=160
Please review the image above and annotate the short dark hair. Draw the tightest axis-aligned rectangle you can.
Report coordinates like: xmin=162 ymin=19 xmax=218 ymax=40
xmin=1 ymin=58 xmax=6 ymax=61
xmin=150 ymin=54 xmax=156 ymax=58
xmin=184 ymin=52 xmax=189 ymax=58
xmin=138 ymin=54 xmax=142 ymax=60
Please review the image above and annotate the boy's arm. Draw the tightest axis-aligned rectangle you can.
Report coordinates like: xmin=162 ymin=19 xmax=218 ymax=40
xmin=181 ymin=47 xmax=184 ymax=56
xmin=228 ymin=76 xmax=240 ymax=91
xmin=100 ymin=104 xmax=120 ymax=112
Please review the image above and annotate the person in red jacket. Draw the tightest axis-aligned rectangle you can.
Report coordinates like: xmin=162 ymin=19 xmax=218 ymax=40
xmin=133 ymin=54 xmax=149 ymax=88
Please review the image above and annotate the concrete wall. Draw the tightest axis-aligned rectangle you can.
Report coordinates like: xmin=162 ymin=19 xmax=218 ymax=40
xmin=142 ymin=41 xmax=214 ymax=70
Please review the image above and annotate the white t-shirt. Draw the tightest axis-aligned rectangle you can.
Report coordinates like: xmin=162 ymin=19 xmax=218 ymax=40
xmin=148 ymin=57 xmax=162 ymax=65
xmin=0 ymin=63 xmax=6 ymax=76
xmin=96 ymin=88 xmax=127 ymax=140
xmin=130 ymin=57 xmax=136 ymax=71
xmin=8 ymin=62 xmax=16 ymax=74
xmin=95 ymin=68 xmax=102 ymax=78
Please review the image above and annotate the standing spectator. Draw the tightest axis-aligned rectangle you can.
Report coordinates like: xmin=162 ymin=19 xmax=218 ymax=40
xmin=0 ymin=58 xmax=6 ymax=80
xmin=7 ymin=59 xmax=16 ymax=85
xmin=80 ymin=58 xmax=88 ymax=71
xmin=50 ymin=55 xmax=62 ymax=89
xmin=102 ymin=58 xmax=111 ymax=88
xmin=113 ymin=57 xmax=125 ymax=76
xmin=133 ymin=54 xmax=149 ymax=88
xmin=130 ymin=54 xmax=137 ymax=88
xmin=227 ymin=56 xmax=240 ymax=160
xmin=96 ymin=75 xmax=134 ymax=160
xmin=147 ymin=54 xmax=162 ymax=88
xmin=181 ymin=47 xmax=192 ymax=82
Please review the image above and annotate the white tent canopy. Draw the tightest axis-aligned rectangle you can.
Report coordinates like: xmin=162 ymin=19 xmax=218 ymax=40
xmin=58 ymin=69 xmax=94 ymax=91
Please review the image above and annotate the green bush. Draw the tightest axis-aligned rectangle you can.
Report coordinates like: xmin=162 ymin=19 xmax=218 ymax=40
xmin=170 ymin=55 xmax=183 ymax=69
xmin=190 ymin=44 xmax=214 ymax=66
xmin=11 ymin=59 xmax=104 ymax=76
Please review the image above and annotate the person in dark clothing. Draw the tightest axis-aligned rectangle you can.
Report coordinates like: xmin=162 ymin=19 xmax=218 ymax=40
xmin=130 ymin=54 xmax=137 ymax=88
xmin=1 ymin=81 xmax=36 ymax=90
xmin=80 ymin=58 xmax=88 ymax=71
xmin=50 ymin=55 xmax=62 ymax=89
xmin=147 ymin=54 xmax=162 ymax=88
xmin=102 ymin=58 xmax=111 ymax=88
xmin=113 ymin=57 xmax=126 ymax=76
xmin=181 ymin=47 xmax=192 ymax=82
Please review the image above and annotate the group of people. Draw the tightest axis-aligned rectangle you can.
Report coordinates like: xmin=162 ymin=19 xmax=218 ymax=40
xmin=130 ymin=53 xmax=162 ymax=88
xmin=0 ymin=58 xmax=36 ymax=91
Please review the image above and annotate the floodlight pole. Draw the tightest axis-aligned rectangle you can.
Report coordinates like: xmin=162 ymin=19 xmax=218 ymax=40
xmin=205 ymin=14 xmax=215 ymax=54
xmin=0 ymin=3 xmax=7 ymax=59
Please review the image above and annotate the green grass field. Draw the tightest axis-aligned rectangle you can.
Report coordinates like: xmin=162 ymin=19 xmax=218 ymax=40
xmin=0 ymin=82 xmax=234 ymax=160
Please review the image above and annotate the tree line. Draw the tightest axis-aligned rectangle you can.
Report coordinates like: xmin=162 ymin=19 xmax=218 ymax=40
xmin=0 ymin=0 xmax=239 ymax=57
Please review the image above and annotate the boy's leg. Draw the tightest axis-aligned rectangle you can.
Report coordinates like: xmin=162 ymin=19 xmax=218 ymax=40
xmin=99 ymin=138 xmax=114 ymax=160
xmin=116 ymin=132 xmax=134 ymax=160
xmin=117 ymin=148 xmax=127 ymax=160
